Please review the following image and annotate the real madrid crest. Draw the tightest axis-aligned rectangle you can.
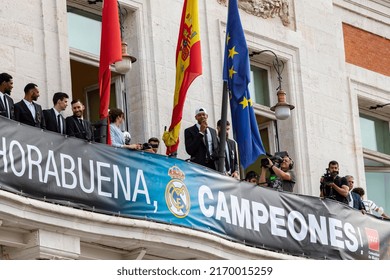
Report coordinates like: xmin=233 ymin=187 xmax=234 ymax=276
xmin=165 ymin=166 xmax=191 ymax=218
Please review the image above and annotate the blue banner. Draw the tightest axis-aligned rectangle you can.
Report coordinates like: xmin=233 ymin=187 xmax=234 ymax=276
xmin=0 ymin=117 xmax=390 ymax=260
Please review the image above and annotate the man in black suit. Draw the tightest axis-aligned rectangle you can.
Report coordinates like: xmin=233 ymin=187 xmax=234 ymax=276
xmin=14 ymin=83 xmax=46 ymax=129
xmin=0 ymin=72 xmax=15 ymax=120
xmin=66 ymin=99 xmax=93 ymax=141
xmin=43 ymin=92 xmax=69 ymax=135
xmin=184 ymin=107 xmax=218 ymax=170
xmin=217 ymin=119 xmax=239 ymax=179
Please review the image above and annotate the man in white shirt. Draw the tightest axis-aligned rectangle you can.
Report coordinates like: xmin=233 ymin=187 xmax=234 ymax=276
xmin=14 ymin=83 xmax=46 ymax=129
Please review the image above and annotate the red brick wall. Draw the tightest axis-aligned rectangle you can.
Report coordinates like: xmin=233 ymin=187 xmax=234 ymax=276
xmin=343 ymin=23 xmax=390 ymax=77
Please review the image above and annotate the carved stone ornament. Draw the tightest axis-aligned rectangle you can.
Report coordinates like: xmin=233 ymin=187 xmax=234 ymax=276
xmin=217 ymin=0 xmax=290 ymax=26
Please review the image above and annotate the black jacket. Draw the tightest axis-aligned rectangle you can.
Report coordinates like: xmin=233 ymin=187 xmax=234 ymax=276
xmin=65 ymin=115 xmax=93 ymax=141
xmin=14 ymin=100 xmax=46 ymax=129
xmin=184 ymin=124 xmax=218 ymax=170
xmin=225 ymin=138 xmax=239 ymax=175
xmin=0 ymin=94 xmax=14 ymax=120
xmin=43 ymin=108 xmax=66 ymax=134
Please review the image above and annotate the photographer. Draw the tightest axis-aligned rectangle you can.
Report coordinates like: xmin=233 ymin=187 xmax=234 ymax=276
xmin=319 ymin=160 xmax=348 ymax=204
xmin=258 ymin=152 xmax=296 ymax=192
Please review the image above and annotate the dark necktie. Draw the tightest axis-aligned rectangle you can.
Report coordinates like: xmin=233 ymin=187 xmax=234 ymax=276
xmin=79 ymin=118 xmax=84 ymax=130
xmin=3 ymin=96 xmax=9 ymax=118
xmin=204 ymin=129 xmax=211 ymax=160
xmin=225 ymin=142 xmax=230 ymax=173
xmin=57 ymin=114 xmax=62 ymax=134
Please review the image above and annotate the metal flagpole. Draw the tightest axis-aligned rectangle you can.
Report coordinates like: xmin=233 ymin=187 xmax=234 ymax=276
xmin=218 ymin=81 xmax=228 ymax=173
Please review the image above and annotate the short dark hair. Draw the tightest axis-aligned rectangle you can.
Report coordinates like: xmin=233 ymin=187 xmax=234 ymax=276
xmin=109 ymin=108 xmax=124 ymax=123
xmin=24 ymin=83 xmax=38 ymax=94
xmin=352 ymin=187 xmax=365 ymax=197
xmin=217 ymin=119 xmax=230 ymax=127
xmin=328 ymin=160 xmax=338 ymax=168
xmin=71 ymin=99 xmax=82 ymax=105
xmin=245 ymin=171 xmax=258 ymax=181
xmin=0 ymin=73 xmax=12 ymax=84
xmin=52 ymin=92 xmax=69 ymax=105
xmin=148 ymin=137 xmax=160 ymax=144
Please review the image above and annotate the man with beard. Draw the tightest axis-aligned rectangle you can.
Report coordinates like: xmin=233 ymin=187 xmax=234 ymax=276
xmin=65 ymin=99 xmax=93 ymax=141
xmin=320 ymin=160 xmax=349 ymax=204
xmin=185 ymin=107 xmax=218 ymax=170
xmin=0 ymin=73 xmax=15 ymax=120
xmin=259 ymin=152 xmax=296 ymax=192
xmin=14 ymin=83 xmax=46 ymax=129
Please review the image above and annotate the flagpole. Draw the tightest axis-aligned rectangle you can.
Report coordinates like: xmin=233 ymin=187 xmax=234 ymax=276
xmin=218 ymin=81 xmax=228 ymax=173
xmin=222 ymin=0 xmax=266 ymax=170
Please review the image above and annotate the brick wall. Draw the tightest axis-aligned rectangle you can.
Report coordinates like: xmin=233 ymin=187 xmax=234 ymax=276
xmin=343 ymin=23 xmax=390 ymax=77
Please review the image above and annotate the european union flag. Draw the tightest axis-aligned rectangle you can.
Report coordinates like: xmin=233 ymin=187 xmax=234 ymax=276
xmin=223 ymin=0 xmax=265 ymax=169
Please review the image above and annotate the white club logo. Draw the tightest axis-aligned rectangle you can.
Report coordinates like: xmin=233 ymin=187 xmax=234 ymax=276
xmin=165 ymin=166 xmax=190 ymax=218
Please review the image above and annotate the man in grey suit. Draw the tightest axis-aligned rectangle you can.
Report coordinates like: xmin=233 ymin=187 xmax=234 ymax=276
xmin=43 ymin=92 xmax=69 ymax=134
xmin=14 ymin=83 xmax=46 ymax=129
xmin=0 ymin=72 xmax=15 ymax=120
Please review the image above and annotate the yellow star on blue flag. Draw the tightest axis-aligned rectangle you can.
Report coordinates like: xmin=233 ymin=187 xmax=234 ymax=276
xmin=222 ymin=0 xmax=265 ymax=168
xmin=239 ymin=96 xmax=253 ymax=109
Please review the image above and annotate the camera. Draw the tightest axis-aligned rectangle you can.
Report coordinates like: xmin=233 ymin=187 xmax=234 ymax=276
xmin=322 ymin=168 xmax=340 ymax=186
xmin=320 ymin=168 xmax=339 ymax=199
xmin=322 ymin=169 xmax=335 ymax=185
xmin=123 ymin=131 xmax=131 ymax=145
xmin=260 ymin=151 xmax=288 ymax=168
xmin=141 ymin=143 xmax=152 ymax=150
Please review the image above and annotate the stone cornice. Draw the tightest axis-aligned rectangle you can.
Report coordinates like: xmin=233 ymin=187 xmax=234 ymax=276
xmin=217 ymin=0 xmax=291 ymax=26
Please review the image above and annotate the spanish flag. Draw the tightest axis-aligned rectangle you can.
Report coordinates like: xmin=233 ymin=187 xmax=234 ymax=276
xmin=99 ymin=0 xmax=122 ymax=144
xmin=162 ymin=0 xmax=202 ymax=155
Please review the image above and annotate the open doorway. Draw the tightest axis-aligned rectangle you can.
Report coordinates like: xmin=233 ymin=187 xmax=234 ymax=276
xmin=69 ymin=59 xmax=120 ymax=123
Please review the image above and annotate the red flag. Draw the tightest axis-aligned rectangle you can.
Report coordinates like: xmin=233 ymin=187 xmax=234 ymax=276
xmin=162 ymin=0 xmax=202 ymax=155
xmin=99 ymin=0 xmax=122 ymax=145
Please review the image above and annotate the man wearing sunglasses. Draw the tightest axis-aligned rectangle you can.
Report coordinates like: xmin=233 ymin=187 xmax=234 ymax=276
xmin=148 ymin=137 xmax=160 ymax=153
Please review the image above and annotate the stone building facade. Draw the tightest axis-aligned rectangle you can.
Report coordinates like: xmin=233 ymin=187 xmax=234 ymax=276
xmin=0 ymin=0 xmax=389 ymax=259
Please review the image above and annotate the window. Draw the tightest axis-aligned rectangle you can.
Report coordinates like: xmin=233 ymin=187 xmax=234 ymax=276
xmin=67 ymin=8 xmax=101 ymax=56
xmin=249 ymin=65 xmax=270 ymax=106
xmin=67 ymin=5 xmax=121 ymax=123
xmin=359 ymin=112 xmax=390 ymax=215
xmin=365 ymin=172 xmax=390 ymax=217
xmin=360 ymin=114 xmax=390 ymax=155
xmin=243 ymin=63 xmax=275 ymax=174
